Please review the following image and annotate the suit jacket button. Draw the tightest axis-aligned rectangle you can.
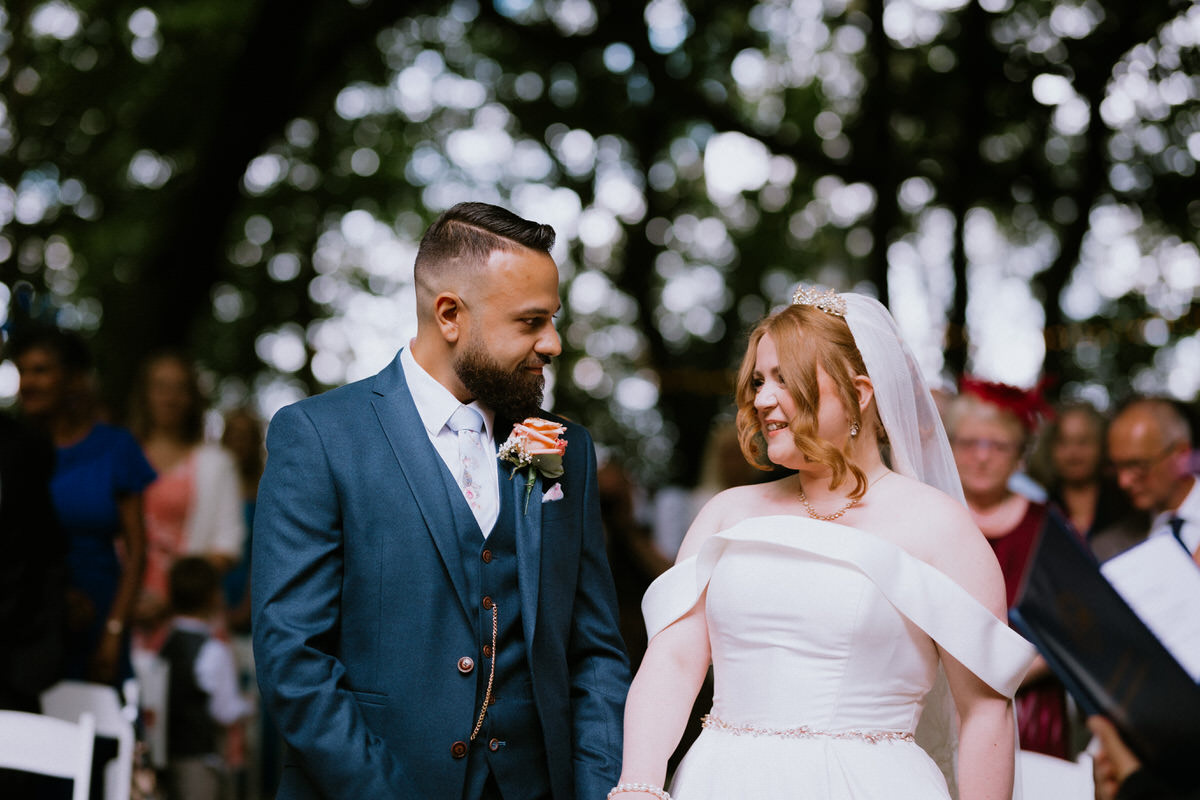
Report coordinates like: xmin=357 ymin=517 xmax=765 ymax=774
xmin=488 ymin=738 xmax=501 ymax=751
xmin=457 ymin=657 xmax=474 ymax=674
xmin=451 ymin=741 xmax=467 ymax=759
xmin=481 ymin=549 xmax=492 ymax=563
xmin=482 ymin=595 xmax=493 ymax=610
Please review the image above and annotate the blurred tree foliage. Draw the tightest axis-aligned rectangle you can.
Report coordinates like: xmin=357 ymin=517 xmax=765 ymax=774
xmin=2 ymin=0 xmax=1198 ymax=485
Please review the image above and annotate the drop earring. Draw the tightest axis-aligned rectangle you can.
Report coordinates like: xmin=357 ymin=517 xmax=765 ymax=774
xmin=850 ymin=422 xmax=860 ymax=438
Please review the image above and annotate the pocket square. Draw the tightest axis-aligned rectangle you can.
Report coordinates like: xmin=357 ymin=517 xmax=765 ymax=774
xmin=542 ymin=482 xmax=564 ymax=503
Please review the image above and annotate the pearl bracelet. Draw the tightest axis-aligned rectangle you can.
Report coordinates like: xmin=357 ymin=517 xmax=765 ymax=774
xmin=607 ymin=783 xmax=671 ymax=800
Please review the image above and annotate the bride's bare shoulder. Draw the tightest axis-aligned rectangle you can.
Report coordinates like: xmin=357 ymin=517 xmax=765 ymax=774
xmin=675 ymin=477 xmax=790 ymax=561
xmin=878 ymin=473 xmax=972 ymax=526
xmin=873 ymin=473 xmax=1006 ymax=615
xmin=864 ymin=474 xmax=971 ymax=557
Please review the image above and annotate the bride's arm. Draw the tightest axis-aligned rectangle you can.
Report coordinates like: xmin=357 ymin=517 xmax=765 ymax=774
xmin=611 ymin=493 xmax=730 ymax=798
xmin=928 ymin=498 xmax=1019 ymax=800
xmin=942 ymin=647 xmax=1017 ymax=800
xmin=614 ymin=596 xmax=711 ymax=797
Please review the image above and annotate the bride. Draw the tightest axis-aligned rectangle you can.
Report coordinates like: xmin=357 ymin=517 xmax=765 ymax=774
xmin=609 ymin=288 xmax=1037 ymax=800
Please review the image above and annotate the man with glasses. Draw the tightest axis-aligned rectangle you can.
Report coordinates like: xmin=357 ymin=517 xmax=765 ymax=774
xmin=1107 ymin=397 xmax=1198 ymax=562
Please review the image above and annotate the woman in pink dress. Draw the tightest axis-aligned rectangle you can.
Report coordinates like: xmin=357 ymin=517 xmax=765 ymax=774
xmin=127 ymin=351 xmax=245 ymax=639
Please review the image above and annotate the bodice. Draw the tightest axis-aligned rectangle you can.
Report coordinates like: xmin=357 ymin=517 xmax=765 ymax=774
xmin=706 ymin=541 xmax=939 ymax=732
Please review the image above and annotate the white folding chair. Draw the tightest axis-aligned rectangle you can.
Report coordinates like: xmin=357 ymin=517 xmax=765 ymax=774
xmin=130 ymin=647 xmax=170 ymax=769
xmin=1019 ymin=749 xmax=1095 ymax=800
xmin=42 ymin=680 xmax=135 ymax=800
xmin=0 ymin=709 xmax=95 ymax=800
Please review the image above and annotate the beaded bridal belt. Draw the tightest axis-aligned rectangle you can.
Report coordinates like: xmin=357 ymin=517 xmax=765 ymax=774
xmin=701 ymin=714 xmax=915 ymax=744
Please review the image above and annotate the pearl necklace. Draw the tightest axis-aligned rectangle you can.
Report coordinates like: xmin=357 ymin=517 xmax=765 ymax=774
xmin=798 ymin=470 xmax=890 ymax=522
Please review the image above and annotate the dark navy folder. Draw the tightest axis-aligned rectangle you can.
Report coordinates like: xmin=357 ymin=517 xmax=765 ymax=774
xmin=1010 ymin=508 xmax=1200 ymax=785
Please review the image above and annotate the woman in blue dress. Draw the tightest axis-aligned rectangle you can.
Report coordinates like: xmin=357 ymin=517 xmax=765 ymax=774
xmin=13 ymin=327 xmax=156 ymax=684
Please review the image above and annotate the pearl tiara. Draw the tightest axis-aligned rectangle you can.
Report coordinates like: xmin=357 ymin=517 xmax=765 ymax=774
xmin=791 ymin=285 xmax=847 ymax=317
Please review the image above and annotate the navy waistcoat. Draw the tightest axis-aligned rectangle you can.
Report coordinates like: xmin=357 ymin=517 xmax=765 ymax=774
xmin=160 ymin=628 xmax=220 ymax=758
xmin=446 ymin=464 xmax=551 ymax=800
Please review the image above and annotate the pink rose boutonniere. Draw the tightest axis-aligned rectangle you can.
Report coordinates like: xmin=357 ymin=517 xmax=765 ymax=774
xmin=498 ymin=418 xmax=567 ymax=513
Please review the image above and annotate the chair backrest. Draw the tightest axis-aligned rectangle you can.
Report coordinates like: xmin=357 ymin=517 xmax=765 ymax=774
xmin=130 ymin=648 xmax=170 ymax=769
xmin=0 ymin=709 xmax=95 ymax=800
xmin=1019 ymin=749 xmax=1094 ymax=800
xmin=41 ymin=680 xmax=135 ymax=800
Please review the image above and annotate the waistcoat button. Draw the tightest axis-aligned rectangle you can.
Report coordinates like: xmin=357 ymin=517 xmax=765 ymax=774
xmin=481 ymin=549 xmax=493 ymax=563
xmin=482 ymin=595 xmax=493 ymax=610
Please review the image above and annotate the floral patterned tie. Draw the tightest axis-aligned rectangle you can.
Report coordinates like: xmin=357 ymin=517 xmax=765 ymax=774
xmin=447 ymin=405 xmax=496 ymax=534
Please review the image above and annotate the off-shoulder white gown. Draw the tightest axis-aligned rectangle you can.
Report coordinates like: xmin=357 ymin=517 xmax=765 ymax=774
xmin=642 ymin=517 xmax=1037 ymax=799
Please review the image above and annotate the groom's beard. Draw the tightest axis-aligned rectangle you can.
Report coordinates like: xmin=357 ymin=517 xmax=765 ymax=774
xmin=454 ymin=337 xmax=548 ymax=423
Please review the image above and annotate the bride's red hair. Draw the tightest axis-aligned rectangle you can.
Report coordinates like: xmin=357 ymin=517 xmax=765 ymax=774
xmin=734 ymin=304 xmax=878 ymax=499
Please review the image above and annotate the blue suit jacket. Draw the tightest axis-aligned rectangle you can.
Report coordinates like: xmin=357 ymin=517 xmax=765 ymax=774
xmin=252 ymin=351 xmax=630 ymax=799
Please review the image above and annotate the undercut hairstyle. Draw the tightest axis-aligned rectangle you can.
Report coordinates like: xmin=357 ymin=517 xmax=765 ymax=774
xmin=6 ymin=326 xmax=93 ymax=373
xmin=734 ymin=304 xmax=877 ymax=500
xmin=168 ymin=556 xmax=220 ymax=616
xmin=1116 ymin=396 xmax=1193 ymax=448
xmin=413 ymin=202 xmax=556 ymax=300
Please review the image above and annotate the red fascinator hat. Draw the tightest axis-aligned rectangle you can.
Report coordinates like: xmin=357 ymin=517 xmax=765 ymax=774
xmin=958 ymin=376 xmax=1054 ymax=434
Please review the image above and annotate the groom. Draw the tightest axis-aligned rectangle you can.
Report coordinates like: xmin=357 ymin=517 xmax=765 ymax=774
xmin=252 ymin=202 xmax=631 ymax=799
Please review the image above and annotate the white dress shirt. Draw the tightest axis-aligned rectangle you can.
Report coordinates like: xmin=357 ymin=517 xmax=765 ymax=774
xmin=400 ymin=346 xmax=500 ymax=535
xmin=1151 ymin=474 xmax=1200 ymax=555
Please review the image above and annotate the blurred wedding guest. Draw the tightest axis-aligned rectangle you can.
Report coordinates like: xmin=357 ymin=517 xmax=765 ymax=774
xmin=652 ymin=418 xmax=769 ymax=559
xmin=217 ymin=405 xmax=282 ymax=799
xmin=1088 ymin=715 xmax=1200 ymax=800
xmin=1030 ymin=401 xmax=1135 ymax=541
xmin=127 ymin=351 xmax=246 ymax=638
xmin=1108 ymin=397 xmax=1198 ymax=562
xmin=598 ymin=459 xmax=671 ymax=670
xmin=0 ymin=411 xmax=67 ymax=709
xmin=0 ymin=413 xmax=68 ymax=800
xmin=160 ymin=557 xmax=253 ymax=800
xmin=945 ymin=376 xmax=1070 ymax=758
xmin=218 ymin=406 xmax=264 ymax=631
xmin=11 ymin=327 xmax=154 ymax=684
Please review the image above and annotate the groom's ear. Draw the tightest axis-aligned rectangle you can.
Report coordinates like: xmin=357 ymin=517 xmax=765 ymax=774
xmin=433 ymin=292 xmax=464 ymax=344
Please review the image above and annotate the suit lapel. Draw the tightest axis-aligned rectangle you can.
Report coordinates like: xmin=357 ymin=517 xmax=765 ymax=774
xmin=370 ymin=355 xmax=475 ymax=623
xmin=509 ymin=461 xmax=543 ymax=654
xmin=497 ymin=416 xmax=543 ymax=653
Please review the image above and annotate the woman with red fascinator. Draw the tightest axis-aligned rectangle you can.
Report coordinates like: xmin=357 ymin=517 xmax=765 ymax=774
xmin=944 ymin=377 xmax=1070 ymax=760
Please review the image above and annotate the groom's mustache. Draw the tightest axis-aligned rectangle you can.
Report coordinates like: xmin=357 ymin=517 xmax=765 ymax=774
xmin=524 ymin=355 xmax=552 ymax=369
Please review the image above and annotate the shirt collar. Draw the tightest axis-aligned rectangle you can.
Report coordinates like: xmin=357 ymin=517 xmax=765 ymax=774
xmin=400 ymin=345 xmax=495 ymax=442
xmin=1153 ymin=475 xmax=1200 ymax=544
xmin=1153 ymin=474 xmax=1198 ymax=523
